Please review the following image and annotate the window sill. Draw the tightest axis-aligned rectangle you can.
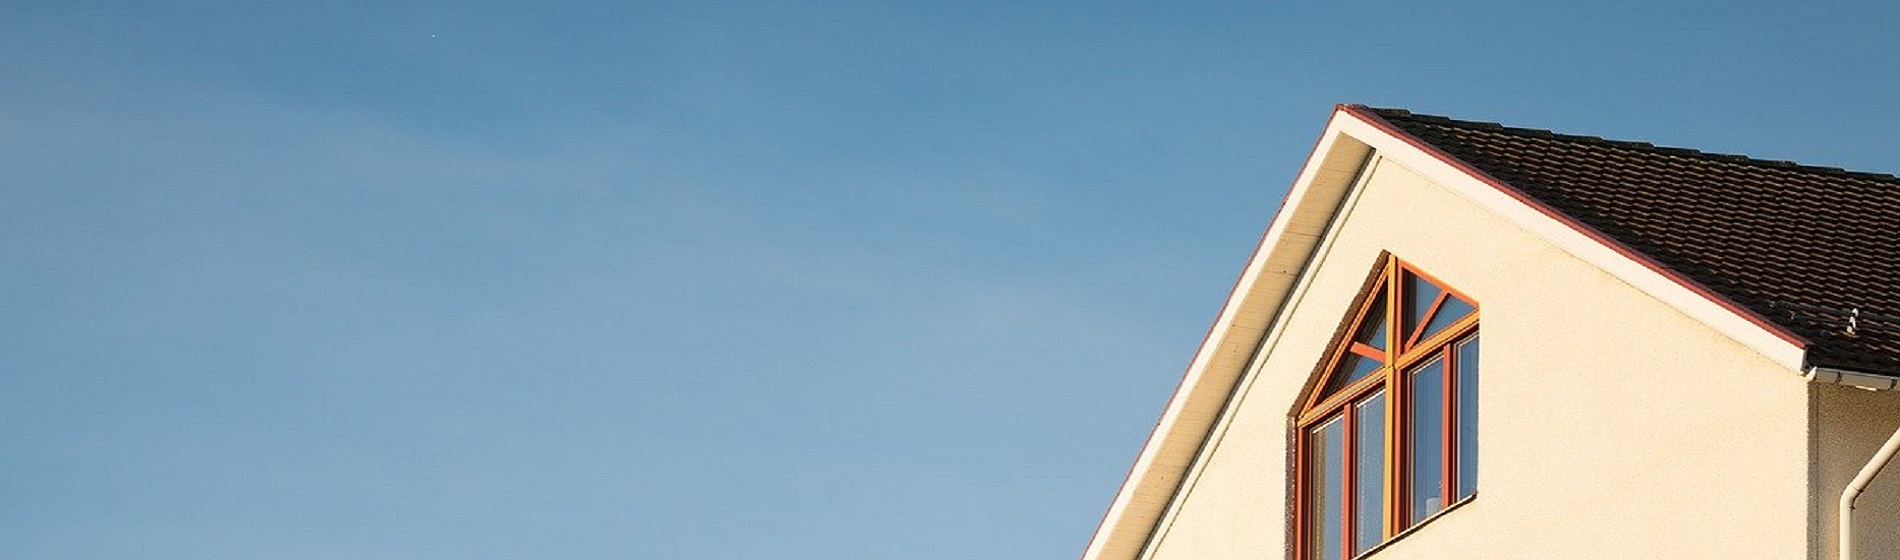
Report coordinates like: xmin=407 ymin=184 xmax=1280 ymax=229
xmin=1350 ymin=494 xmax=1477 ymax=560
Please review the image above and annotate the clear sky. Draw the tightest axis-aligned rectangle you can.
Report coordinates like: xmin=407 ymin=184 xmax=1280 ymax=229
xmin=5 ymin=1 xmax=1900 ymax=559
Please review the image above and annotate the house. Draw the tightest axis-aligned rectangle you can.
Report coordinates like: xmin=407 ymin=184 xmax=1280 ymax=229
xmin=1079 ymin=105 xmax=1900 ymax=560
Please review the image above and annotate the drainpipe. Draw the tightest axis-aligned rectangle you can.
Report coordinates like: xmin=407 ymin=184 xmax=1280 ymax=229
xmin=1805 ymin=366 xmax=1900 ymax=560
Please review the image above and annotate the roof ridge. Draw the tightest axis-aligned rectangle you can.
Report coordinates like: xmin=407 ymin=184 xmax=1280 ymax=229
xmin=1360 ymin=106 xmax=1900 ymax=182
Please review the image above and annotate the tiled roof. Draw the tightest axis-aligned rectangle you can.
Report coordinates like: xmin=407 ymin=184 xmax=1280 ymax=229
xmin=1356 ymin=106 xmax=1900 ymax=376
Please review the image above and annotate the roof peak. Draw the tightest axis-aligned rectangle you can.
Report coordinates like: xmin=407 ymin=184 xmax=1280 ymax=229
xmin=1350 ymin=105 xmax=1900 ymax=183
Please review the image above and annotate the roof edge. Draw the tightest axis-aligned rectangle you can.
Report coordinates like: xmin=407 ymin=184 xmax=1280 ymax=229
xmin=1360 ymin=107 xmax=1900 ymax=183
xmin=1079 ymin=106 xmax=1376 ymax=560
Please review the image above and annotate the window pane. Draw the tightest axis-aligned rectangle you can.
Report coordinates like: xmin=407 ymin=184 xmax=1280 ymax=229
xmin=1309 ymin=418 xmax=1345 ymax=560
xmin=1408 ymin=357 xmax=1445 ymax=524
xmin=1355 ymin=295 xmax=1389 ymax=352
xmin=1402 ymin=273 xmax=1443 ymax=343
xmin=1456 ymin=336 xmax=1480 ymax=500
xmin=1328 ymin=353 xmax=1383 ymax=392
xmin=1353 ymin=392 xmax=1386 ymax=555
xmin=1419 ymin=295 xmax=1474 ymax=342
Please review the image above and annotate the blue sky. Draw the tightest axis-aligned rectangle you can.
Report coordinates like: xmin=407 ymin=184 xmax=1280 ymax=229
xmin=5 ymin=1 xmax=1900 ymax=559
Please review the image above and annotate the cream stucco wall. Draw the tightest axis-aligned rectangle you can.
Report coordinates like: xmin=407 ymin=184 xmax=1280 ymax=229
xmin=1138 ymin=157 xmax=1812 ymax=560
xmin=1816 ymin=384 xmax=1900 ymax=560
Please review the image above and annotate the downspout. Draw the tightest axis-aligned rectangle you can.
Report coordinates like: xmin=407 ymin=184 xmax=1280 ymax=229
xmin=1805 ymin=366 xmax=1900 ymax=560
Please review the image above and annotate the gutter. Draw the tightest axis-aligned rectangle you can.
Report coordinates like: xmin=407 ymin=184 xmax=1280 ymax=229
xmin=1806 ymin=366 xmax=1900 ymax=391
xmin=1805 ymin=366 xmax=1900 ymax=560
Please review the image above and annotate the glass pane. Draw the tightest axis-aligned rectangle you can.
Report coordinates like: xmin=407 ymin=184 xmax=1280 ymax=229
xmin=1327 ymin=353 xmax=1383 ymax=392
xmin=1353 ymin=392 xmax=1386 ymax=555
xmin=1355 ymin=294 xmax=1389 ymax=352
xmin=1419 ymin=294 xmax=1475 ymax=342
xmin=1309 ymin=418 xmax=1346 ymax=560
xmin=1408 ymin=357 xmax=1446 ymax=524
xmin=1402 ymin=273 xmax=1443 ymax=344
xmin=1456 ymin=336 xmax=1480 ymax=500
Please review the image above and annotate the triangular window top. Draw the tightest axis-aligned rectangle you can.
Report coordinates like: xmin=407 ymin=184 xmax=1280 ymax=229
xmin=1305 ymin=260 xmax=1479 ymax=409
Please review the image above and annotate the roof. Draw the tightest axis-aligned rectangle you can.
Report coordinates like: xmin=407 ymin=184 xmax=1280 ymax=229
xmin=1355 ymin=106 xmax=1900 ymax=376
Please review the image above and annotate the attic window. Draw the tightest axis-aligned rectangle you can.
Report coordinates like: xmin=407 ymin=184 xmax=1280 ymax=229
xmin=1296 ymin=258 xmax=1479 ymax=560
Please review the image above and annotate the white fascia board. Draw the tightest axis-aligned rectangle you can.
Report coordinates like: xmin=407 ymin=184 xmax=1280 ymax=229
xmin=1081 ymin=109 xmax=1373 ymax=560
xmin=1329 ymin=109 xmax=1807 ymax=371
xmin=1135 ymin=154 xmax=1393 ymax=560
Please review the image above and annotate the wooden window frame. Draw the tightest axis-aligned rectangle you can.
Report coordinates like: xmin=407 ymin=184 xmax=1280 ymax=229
xmin=1294 ymin=258 xmax=1479 ymax=560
